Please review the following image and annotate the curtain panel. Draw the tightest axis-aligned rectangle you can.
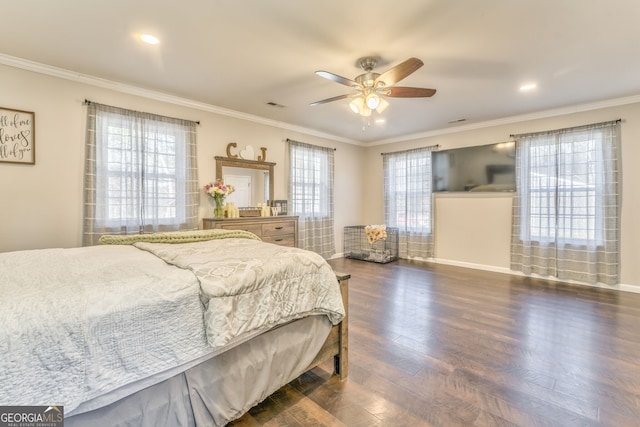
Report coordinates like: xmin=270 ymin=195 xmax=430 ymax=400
xmin=287 ymin=139 xmax=335 ymax=259
xmin=383 ymin=146 xmax=435 ymax=259
xmin=511 ymin=120 xmax=621 ymax=285
xmin=83 ymin=102 xmax=199 ymax=245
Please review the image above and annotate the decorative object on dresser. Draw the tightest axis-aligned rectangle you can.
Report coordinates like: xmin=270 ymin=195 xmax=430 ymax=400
xmin=271 ymin=199 xmax=288 ymax=215
xmin=344 ymin=225 xmax=399 ymax=263
xmin=226 ymin=142 xmax=268 ymax=161
xmin=203 ymin=179 xmax=235 ymax=219
xmin=203 ymin=216 xmax=299 ymax=247
xmin=215 ymin=156 xmax=275 ymax=208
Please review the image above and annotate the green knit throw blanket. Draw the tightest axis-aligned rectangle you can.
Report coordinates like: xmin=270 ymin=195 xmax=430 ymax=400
xmin=98 ymin=229 xmax=261 ymax=245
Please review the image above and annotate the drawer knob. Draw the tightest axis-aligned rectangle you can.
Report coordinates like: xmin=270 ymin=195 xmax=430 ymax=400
xmin=275 ymin=226 xmax=283 ymax=230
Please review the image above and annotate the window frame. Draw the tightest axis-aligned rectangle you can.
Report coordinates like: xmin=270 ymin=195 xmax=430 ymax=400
xmin=97 ymin=116 xmax=188 ymax=228
xmin=522 ymin=133 xmax=605 ymax=245
xmin=384 ymin=150 xmax=433 ymax=234
xmin=289 ymin=144 xmax=331 ymax=218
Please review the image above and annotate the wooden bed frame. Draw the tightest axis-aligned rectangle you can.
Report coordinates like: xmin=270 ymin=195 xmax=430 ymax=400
xmin=304 ymin=271 xmax=349 ymax=380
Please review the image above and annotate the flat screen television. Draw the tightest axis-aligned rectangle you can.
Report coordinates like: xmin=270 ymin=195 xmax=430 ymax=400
xmin=432 ymin=142 xmax=516 ymax=192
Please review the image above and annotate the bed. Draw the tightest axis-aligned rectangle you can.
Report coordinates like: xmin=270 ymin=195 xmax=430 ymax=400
xmin=0 ymin=230 xmax=348 ymax=426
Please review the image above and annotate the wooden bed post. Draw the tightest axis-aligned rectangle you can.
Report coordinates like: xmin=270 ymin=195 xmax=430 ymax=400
xmin=304 ymin=271 xmax=349 ymax=380
xmin=334 ymin=272 xmax=349 ymax=380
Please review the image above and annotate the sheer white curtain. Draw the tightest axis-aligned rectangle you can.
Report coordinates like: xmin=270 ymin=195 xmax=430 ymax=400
xmin=511 ymin=120 xmax=621 ymax=285
xmin=383 ymin=147 xmax=435 ymax=259
xmin=83 ymin=102 xmax=199 ymax=245
xmin=288 ymin=139 xmax=335 ymax=258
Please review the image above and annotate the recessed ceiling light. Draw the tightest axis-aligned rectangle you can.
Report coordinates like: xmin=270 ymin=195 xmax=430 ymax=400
xmin=520 ymin=83 xmax=537 ymax=92
xmin=139 ymin=34 xmax=159 ymax=45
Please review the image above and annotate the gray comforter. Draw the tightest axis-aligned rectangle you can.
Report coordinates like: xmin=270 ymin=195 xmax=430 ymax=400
xmin=134 ymin=238 xmax=345 ymax=349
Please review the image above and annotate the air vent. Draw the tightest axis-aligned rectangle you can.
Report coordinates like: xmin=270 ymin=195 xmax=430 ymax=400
xmin=266 ymin=101 xmax=286 ymax=108
xmin=447 ymin=118 xmax=467 ymax=124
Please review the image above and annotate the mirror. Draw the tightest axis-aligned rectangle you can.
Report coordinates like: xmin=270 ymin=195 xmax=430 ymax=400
xmin=215 ymin=156 xmax=275 ymax=207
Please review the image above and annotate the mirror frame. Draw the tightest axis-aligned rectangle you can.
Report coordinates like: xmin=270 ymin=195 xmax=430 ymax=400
xmin=215 ymin=156 xmax=275 ymax=205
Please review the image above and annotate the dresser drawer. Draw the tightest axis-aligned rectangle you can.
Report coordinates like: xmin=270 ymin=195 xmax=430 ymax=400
xmin=202 ymin=216 xmax=298 ymax=247
xmin=262 ymin=234 xmax=296 ymax=247
xmin=217 ymin=223 xmax=262 ymax=236
xmin=262 ymin=220 xmax=296 ymax=236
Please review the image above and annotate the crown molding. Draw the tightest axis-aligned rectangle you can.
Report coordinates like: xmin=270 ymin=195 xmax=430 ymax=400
xmin=3 ymin=53 xmax=638 ymax=148
xmin=0 ymin=53 xmax=360 ymax=146
xmin=370 ymin=94 xmax=640 ymax=146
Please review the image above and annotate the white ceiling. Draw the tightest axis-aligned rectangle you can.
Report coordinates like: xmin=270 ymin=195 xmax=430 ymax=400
xmin=1 ymin=0 xmax=640 ymax=144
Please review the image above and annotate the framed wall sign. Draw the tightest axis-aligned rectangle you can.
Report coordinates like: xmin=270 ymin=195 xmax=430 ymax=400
xmin=0 ymin=107 xmax=35 ymax=165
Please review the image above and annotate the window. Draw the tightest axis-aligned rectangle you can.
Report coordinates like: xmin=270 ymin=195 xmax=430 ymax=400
xmin=525 ymin=134 xmax=605 ymax=244
xmin=511 ymin=121 xmax=621 ymax=285
xmin=290 ymin=146 xmax=331 ymax=217
xmin=288 ymin=139 xmax=334 ymax=258
xmin=383 ymin=147 xmax=434 ymax=259
xmin=83 ymin=102 xmax=198 ymax=245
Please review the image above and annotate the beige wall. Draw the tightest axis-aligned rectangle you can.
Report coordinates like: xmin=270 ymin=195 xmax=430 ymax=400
xmin=2 ymin=63 xmax=639 ymax=289
xmin=0 ymin=64 xmax=364 ymax=253
xmin=365 ymin=103 xmax=640 ymax=288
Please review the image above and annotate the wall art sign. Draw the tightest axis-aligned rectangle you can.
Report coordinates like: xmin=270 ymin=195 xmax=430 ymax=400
xmin=0 ymin=107 xmax=35 ymax=165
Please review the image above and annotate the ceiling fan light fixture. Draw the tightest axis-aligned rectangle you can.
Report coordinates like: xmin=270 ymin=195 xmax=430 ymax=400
xmin=365 ymin=92 xmax=380 ymax=109
xmin=349 ymin=97 xmax=364 ymax=114
xmin=311 ymin=57 xmax=435 ymax=123
xmin=375 ymin=97 xmax=390 ymax=114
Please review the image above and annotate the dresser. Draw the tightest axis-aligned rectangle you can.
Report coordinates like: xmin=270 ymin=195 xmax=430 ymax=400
xmin=202 ymin=216 xmax=299 ymax=247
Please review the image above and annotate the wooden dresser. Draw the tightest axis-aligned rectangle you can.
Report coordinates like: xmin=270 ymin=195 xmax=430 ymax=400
xmin=202 ymin=216 xmax=299 ymax=247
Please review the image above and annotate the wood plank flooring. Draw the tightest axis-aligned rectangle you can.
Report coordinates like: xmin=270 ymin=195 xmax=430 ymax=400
xmin=229 ymin=258 xmax=640 ymax=426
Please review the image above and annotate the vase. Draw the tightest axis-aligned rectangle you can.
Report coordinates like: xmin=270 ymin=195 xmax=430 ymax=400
xmin=214 ymin=197 xmax=225 ymax=219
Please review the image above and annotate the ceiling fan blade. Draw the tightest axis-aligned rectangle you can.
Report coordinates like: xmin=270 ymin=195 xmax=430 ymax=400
xmin=375 ymin=57 xmax=424 ymax=87
xmin=309 ymin=93 xmax=354 ymax=106
xmin=384 ymin=87 xmax=436 ymax=98
xmin=315 ymin=70 xmax=360 ymax=88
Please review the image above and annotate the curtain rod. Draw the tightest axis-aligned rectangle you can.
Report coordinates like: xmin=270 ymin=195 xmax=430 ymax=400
xmin=84 ymin=99 xmax=200 ymax=125
xmin=285 ymin=138 xmax=336 ymax=151
xmin=380 ymin=144 xmax=440 ymax=156
xmin=509 ymin=118 xmax=621 ymax=138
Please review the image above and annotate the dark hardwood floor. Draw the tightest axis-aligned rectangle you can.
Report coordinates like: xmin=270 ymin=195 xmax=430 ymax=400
xmin=229 ymin=258 xmax=640 ymax=426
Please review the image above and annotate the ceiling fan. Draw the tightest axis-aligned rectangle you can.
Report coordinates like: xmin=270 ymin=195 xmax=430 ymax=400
xmin=309 ymin=57 xmax=436 ymax=117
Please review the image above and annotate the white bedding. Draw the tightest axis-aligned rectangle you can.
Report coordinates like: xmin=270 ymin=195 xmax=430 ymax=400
xmin=0 ymin=245 xmax=211 ymax=414
xmin=0 ymin=237 xmax=345 ymax=416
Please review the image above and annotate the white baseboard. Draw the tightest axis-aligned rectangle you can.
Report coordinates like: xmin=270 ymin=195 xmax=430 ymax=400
xmin=431 ymin=257 xmax=640 ymax=295
xmin=333 ymin=253 xmax=640 ymax=294
xmin=430 ymin=257 xmax=512 ymax=275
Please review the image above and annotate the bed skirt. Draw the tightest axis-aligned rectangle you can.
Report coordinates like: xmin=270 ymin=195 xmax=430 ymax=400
xmin=66 ymin=315 xmax=332 ymax=427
